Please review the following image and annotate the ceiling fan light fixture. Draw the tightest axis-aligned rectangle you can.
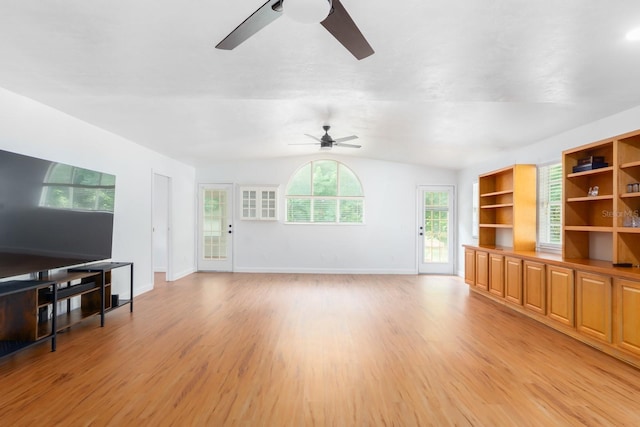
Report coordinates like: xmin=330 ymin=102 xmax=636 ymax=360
xmin=283 ymin=0 xmax=332 ymax=24
xmin=626 ymin=27 xmax=640 ymax=41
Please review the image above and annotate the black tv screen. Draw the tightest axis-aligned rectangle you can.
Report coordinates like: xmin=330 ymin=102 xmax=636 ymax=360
xmin=0 ymin=149 xmax=116 ymax=279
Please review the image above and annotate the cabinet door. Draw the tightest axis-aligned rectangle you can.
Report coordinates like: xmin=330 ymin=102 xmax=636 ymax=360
xmin=547 ymin=265 xmax=574 ymax=327
xmin=523 ymin=260 xmax=546 ymax=314
xmin=614 ymin=278 xmax=640 ymax=355
xmin=489 ymin=253 xmax=504 ymax=297
xmin=576 ymin=271 xmax=612 ymax=343
xmin=504 ymin=256 xmax=523 ymax=305
xmin=475 ymin=251 xmax=489 ymax=291
xmin=464 ymin=248 xmax=475 ymax=286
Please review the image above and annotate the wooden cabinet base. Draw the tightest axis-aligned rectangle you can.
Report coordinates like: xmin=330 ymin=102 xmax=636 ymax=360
xmin=463 ymin=244 xmax=640 ymax=369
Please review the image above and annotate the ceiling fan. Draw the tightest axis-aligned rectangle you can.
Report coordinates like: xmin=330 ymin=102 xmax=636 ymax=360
xmin=291 ymin=125 xmax=361 ymax=149
xmin=215 ymin=0 xmax=374 ymax=60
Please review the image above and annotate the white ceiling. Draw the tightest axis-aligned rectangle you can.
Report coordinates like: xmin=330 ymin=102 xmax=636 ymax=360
xmin=1 ymin=1 xmax=640 ymax=169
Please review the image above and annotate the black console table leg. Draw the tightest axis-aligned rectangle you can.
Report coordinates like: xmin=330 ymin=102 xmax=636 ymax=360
xmin=52 ymin=284 xmax=57 ymax=352
xmin=100 ymin=271 xmax=105 ymax=327
xmin=130 ymin=264 xmax=134 ymax=313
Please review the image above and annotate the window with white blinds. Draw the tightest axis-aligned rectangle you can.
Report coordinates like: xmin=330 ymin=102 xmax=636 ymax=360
xmin=538 ymin=162 xmax=563 ymax=251
xmin=285 ymin=160 xmax=364 ymax=224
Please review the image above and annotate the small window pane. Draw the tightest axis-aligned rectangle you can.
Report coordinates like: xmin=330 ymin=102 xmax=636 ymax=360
xmin=287 ymin=198 xmax=311 ymax=222
xmin=339 ymin=164 xmax=363 ymax=196
xmin=340 ymin=200 xmax=363 ymax=223
xmin=313 ymin=199 xmax=337 ymax=222
xmin=288 ymin=164 xmax=312 ymax=195
xmin=42 ymin=186 xmax=71 ymax=209
xmin=48 ymin=164 xmax=73 ymax=183
xmin=313 ymin=160 xmax=338 ymax=196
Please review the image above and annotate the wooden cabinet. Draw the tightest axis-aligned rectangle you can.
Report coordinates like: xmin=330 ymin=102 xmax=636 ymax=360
xmin=489 ymin=253 xmax=504 ymax=297
xmin=523 ymin=260 xmax=546 ymax=314
xmin=478 ymin=165 xmax=537 ymax=250
xmin=576 ymin=271 xmax=612 ymax=343
xmin=614 ymin=278 xmax=640 ymax=356
xmin=504 ymin=256 xmax=523 ymax=305
xmin=475 ymin=251 xmax=489 ymax=291
xmin=546 ymin=265 xmax=574 ymax=327
xmin=463 ymin=244 xmax=640 ymax=368
xmin=464 ymin=248 xmax=475 ymax=285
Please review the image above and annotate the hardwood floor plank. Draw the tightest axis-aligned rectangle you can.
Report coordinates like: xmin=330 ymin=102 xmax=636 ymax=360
xmin=2 ymin=273 xmax=640 ymax=426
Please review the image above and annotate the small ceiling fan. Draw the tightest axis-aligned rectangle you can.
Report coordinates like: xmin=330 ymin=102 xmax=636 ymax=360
xmin=215 ymin=0 xmax=374 ymax=60
xmin=290 ymin=125 xmax=361 ymax=149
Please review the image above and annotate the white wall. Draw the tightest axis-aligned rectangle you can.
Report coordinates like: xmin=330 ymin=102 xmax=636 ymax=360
xmin=456 ymin=105 xmax=640 ymax=275
xmin=153 ymin=173 xmax=170 ymax=273
xmin=0 ymin=87 xmax=196 ymax=295
xmin=197 ymin=154 xmax=457 ymax=274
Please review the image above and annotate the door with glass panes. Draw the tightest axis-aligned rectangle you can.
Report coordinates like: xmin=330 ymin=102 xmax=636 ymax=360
xmin=418 ymin=185 xmax=455 ymax=274
xmin=198 ymin=184 xmax=233 ymax=271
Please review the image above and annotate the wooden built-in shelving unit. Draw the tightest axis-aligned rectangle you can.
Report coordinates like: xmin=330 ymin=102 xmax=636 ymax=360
xmin=562 ymin=129 xmax=640 ymax=265
xmin=478 ymin=164 xmax=537 ymax=250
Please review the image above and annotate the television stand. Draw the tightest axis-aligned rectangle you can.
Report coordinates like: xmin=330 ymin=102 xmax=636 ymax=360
xmin=0 ymin=262 xmax=134 ymax=359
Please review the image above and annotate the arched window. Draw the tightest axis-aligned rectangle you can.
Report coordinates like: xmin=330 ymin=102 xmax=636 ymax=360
xmin=285 ymin=160 xmax=364 ymax=224
xmin=40 ymin=163 xmax=115 ymax=212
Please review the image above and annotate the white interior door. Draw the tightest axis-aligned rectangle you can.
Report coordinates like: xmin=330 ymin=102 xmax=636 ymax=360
xmin=198 ymin=184 xmax=233 ymax=272
xmin=418 ymin=185 xmax=455 ymax=274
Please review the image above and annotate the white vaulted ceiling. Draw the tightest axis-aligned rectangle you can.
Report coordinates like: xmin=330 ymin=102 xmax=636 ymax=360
xmin=1 ymin=1 xmax=640 ymax=169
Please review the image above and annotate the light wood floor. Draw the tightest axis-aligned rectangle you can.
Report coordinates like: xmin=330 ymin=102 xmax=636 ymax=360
xmin=2 ymin=273 xmax=640 ymax=426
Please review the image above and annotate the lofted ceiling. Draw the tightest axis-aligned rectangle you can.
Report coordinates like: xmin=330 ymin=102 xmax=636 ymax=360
xmin=1 ymin=1 xmax=640 ymax=169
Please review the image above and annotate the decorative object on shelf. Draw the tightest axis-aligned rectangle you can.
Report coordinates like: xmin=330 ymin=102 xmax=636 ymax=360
xmin=572 ymin=161 xmax=609 ymax=173
xmin=634 ymin=183 xmax=640 ymax=193
xmin=588 ymin=186 xmax=599 ymax=196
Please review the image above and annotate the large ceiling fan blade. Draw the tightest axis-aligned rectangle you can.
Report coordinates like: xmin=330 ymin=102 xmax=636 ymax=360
xmin=215 ymin=0 xmax=283 ymax=50
xmin=333 ymin=135 xmax=358 ymax=143
xmin=320 ymin=0 xmax=374 ymax=60
xmin=304 ymin=134 xmax=323 ymax=143
xmin=334 ymin=142 xmax=361 ymax=148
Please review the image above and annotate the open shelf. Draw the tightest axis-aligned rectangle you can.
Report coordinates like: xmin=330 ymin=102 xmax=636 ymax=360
xmin=567 ymin=166 xmax=614 ymax=178
xmin=565 ymin=225 xmax=613 ymax=232
xmin=620 ymin=192 xmax=640 ymax=199
xmin=617 ymin=227 xmax=640 ymax=234
xmin=481 ymin=203 xmax=514 ymax=209
xmin=566 ymin=195 xmax=614 ymax=202
xmin=479 ymin=224 xmax=513 ymax=228
xmin=620 ymin=160 xmax=640 ymax=169
xmin=480 ymin=189 xmax=513 ymax=197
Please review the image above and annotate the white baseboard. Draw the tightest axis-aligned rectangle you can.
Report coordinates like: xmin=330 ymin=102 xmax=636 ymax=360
xmin=171 ymin=267 xmax=196 ymax=281
xmin=232 ymin=266 xmax=417 ymax=275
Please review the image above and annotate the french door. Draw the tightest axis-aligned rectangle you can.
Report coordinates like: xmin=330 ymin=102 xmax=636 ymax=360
xmin=198 ymin=184 xmax=233 ymax=272
xmin=418 ymin=185 xmax=455 ymax=274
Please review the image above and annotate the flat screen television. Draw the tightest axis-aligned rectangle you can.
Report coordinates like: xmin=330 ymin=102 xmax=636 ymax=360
xmin=0 ymin=149 xmax=116 ymax=280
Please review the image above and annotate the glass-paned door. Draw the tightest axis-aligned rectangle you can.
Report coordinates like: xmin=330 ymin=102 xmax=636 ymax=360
xmin=418 ymin=185 xmax=455 ymax=274
xmin=198 ymin=184 xmax=233 ymax=271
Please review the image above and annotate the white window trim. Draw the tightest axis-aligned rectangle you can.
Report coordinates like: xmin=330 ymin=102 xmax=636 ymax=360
xmin=537 ymin=161 xmax=562 ymax=254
